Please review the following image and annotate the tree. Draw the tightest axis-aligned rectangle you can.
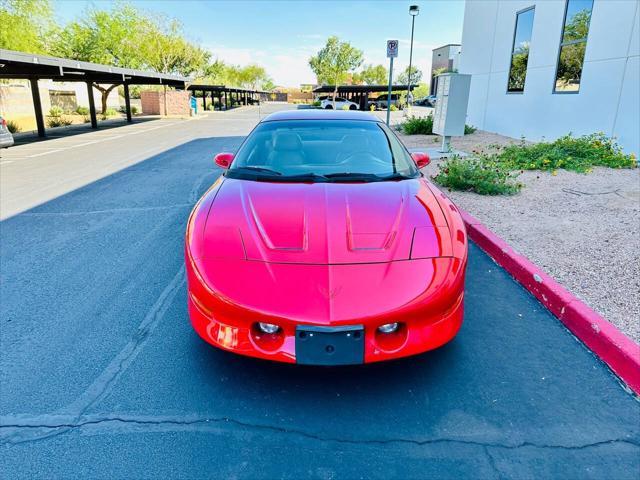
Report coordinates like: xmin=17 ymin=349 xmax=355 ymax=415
xmin=358 ymin=64 xmax=388 ymax=85
xmin=309 ymin=36 xmax=363 ymax=107
xmin=237 ymin=65 xmax=268 ymax=90
xmin=51 ymin=4 xmax=210 ymax=113
xmin=397 ymin=66 xmax=423 ymax=85
xmin=262 ymin=78 xmax=276 ymax=92
xmin=0 ymin=0 xmax=54 ymax=53
xmin=138 ymin=16 xmax=210 ymax=77
xmin=51 ymin=4 xmax=148 ymax=113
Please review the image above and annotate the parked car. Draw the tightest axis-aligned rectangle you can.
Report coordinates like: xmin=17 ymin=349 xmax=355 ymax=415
xmin=321 ymin=97 xmax=359 ymax=110
xmin=372 ymin=93 xmax=403 ymax=110
xmin=426 ymin=95 xmax=437 ymax=107
xmin=0 ymin=115 xmax=15 ymax=148
xmin=186 ymin=109 xmax=468 ymax=365
xmin=413 ymin=96 xmax=432 ymax=107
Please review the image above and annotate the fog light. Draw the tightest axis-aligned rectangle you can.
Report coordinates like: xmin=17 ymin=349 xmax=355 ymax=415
xmin=257 ymin=322 xmax=280 ymax=334
xmin=377 ymin=322 xmax=399 ymax=334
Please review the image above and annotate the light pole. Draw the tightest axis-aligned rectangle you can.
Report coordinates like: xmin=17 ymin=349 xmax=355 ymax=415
xmin=407 ymin=5 xmax=420 ymax=109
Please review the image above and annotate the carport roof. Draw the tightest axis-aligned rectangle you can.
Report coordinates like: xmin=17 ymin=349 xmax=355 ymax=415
xmin=187 ymin=84 xmax=268 ymax=94
xmin=0 ymin=49 xmax=190 ymax=86
xmin=313 ymin=84 xmax=415 ymax=93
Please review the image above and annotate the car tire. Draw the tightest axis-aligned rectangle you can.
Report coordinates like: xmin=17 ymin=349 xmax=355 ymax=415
xmin=349 ymin=105 xmax=357 ymax=110
xmin=325 ymin=105 xmax=333 ymax=109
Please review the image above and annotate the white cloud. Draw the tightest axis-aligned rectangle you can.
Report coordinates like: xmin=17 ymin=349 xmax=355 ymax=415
xmin=205 ymin=39 xmax=438 ymax=87
xmin=204 ymin=44 xmax=317 ymax=87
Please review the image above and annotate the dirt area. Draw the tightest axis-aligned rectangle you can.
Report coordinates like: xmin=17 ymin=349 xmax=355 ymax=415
xmin=397 ymin=130 xmax=640 ymax=343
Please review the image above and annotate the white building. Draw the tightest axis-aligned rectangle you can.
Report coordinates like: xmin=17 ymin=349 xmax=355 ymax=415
xmin=459 ymin=0 xmax=639 ymax=154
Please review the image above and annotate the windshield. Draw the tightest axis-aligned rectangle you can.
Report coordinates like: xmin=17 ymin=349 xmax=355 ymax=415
xmin=226 ymin=120 xmax=419 ymax=183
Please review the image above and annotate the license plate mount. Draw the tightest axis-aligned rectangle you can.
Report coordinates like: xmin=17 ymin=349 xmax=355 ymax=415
xmin=295 ymin=325 xmax=364 ymax=366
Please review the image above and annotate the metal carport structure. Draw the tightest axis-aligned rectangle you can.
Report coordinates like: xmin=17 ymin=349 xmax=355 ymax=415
xmin=187 ymin=84 xmax=267 ymax=111
xmin=312 ymin=84 xmax=416 ymax=110
xmin=0 ymin=49 xmax=190 ymax=137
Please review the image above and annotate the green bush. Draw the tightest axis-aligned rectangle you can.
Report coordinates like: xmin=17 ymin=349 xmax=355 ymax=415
xmin=312 ymin=100 xmax=321 ymax=107
xmin=464 ymin=124 xmax=477 ymax=134
xmin=131 ymin=105 xmax=139 ymax=115
xmin=390 ymin=104 xmax=398 ymax=111
xmin=498 ymin=132 xmax=636 ymax=173
xmin=341 ymin=105 xmax=350 ymax=111
xmin=48 ymin=106 xmax=64 ymax=117
xmin=46 ymin=116 xmax=73 ymax=128
xmin=400 ymin=115 xmax=433 ymax=135
xmin=75 ymin=106 xmax=90 ymax=116
xmin=6 ymin=120 xmax=21 ymax=133
xmin=433 ymin=155 xmax=523 ymax=195
xmin=103 ymin=108 xmax=118 ymax=117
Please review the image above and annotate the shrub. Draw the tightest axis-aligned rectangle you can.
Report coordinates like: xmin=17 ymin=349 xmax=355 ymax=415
xmin=390 ymin=104 xmax=398 ymax=111
xmin=48 ymin=106 xmax=64 ymax=117
xmin=369 ymin=104 xmax=376 ymax=111
xmin=341 ymin=105 xmax=350 ymax=111
xmin=75 ymin=106 xmax=90 ymax=116
xmin=6 ymin=120 xmax=21 ymax=133
xmin=131 ymin=105 xmax=139 ymax=115
xmin=46 ymin=116 xmax=72 ymax=128
xmin=312 ymin=100 xmax=321 ymax=107
xmin=399 ymin=114 xmax=433 ymax=135
xmin=433 ymin=154 xmax=523 ymax=195
xmin=464 ymin=124 xmax=477 ymax=134
xmin=103 ymin=108 xmax=118 ymax=117
xmin=498 ymin=132 xmax=636 ymax=173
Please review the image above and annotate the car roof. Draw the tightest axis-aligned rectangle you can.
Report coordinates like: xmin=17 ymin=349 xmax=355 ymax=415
xmin=260 ymin=109 xmax=381 ymax=123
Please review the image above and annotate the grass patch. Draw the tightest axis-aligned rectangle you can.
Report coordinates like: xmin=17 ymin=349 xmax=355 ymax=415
xmin=46 ymin=116 xmax=73 ymax=128
xmin=434 ymin=155 xmax=523 ymax=195
xmin=399 ymin=114 xmax=477 ymax=136
xmin=6 ymin=120 xmax=21 ymax=133
xmin=433 ymin=133 xmax=636 ymax=195
xmin=497 ymin=133 xmax=636 ymax=173
xmin=399 ymin=115 xmax=433 ymax=134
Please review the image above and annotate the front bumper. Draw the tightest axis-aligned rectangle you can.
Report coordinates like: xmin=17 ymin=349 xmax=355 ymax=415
xmin=188 ymin=288 xmax=464 ymax=365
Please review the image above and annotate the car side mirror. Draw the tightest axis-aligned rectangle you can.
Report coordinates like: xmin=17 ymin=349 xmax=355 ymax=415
xmin=214 ymin=152 xmax=234 ymax=169
xmin=411 ymin=152 xmax=430 ymax=168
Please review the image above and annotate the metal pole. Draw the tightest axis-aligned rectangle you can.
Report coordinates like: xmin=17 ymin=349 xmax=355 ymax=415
xmin=86 ymin=82 xmax=98 ymax=129
xmin=29 ymin=78 xmax=45 ymax=137
xmin=123 ymin=83 xmax=132 ymax=123
xmin=386 ymin=56 xmax=394 ymax=126
xmin=407 ymin=15 xmax=416 ymax=106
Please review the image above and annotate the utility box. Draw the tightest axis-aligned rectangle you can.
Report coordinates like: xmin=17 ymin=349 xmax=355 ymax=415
xmin=433 ymin=73 xmax=471 ymax=137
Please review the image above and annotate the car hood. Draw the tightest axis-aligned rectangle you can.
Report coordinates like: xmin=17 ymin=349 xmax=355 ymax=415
xmin=199 ymin=177 xmax=452 ymax=265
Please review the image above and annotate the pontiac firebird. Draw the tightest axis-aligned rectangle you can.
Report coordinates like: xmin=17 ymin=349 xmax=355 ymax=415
xmin=185 ymin=110 xmax=468 ymax=365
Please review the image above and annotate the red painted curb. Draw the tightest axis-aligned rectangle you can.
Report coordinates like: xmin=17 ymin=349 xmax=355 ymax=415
xmin=460 ymin=209 xmax=640 ymax=395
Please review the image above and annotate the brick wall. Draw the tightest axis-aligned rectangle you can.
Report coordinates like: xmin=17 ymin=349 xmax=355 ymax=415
xmin=140 ymin=90 xmax=190 ymax=116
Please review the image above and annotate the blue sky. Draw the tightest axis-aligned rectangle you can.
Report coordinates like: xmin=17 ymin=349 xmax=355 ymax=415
xmin=54 ymin=0 xmax=465 ymax=86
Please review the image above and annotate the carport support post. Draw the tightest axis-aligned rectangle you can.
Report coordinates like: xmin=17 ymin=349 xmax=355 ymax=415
xmin=224 ymin=91 xmax=228 ymax=110
xmin=29 ymin=78 xmax=45 ymax=138
xmin=123 ymin=83 xmax=132 ymax=123
xmin=86 ymin=82 xmax=98 ymax=129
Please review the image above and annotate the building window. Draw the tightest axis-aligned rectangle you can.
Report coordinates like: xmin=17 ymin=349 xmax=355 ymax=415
xmin=507 ymin=7 xmax=535 ymax=93
xmin=554 ymin=0 xmax=594 ymax=93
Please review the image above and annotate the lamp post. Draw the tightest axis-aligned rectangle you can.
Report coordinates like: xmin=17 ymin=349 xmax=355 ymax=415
xmin=407 ymin=5 xmax=420 ymax=109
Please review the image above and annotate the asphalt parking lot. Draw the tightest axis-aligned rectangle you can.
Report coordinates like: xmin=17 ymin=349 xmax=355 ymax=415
xmin=1 ymin=104 xmax=639 ymax=479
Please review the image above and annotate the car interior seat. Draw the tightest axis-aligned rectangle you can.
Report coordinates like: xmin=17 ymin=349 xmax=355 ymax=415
xmin=268 ymin=131 xmax=306 ymax=169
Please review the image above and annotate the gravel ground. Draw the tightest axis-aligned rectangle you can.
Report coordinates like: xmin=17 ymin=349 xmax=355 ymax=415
xmin=397 ymin=130 xmax=640 ymax=343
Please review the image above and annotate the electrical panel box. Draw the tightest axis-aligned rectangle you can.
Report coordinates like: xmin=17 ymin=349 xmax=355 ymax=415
xmin=433 ymin=73 xmax=471 ymax=137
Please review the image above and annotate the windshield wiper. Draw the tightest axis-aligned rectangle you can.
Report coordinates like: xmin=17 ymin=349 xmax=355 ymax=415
xmin=323 ymin=172 xmax=415 ymax=182
xmin=230 ymin=166 xmax=282 ymax=175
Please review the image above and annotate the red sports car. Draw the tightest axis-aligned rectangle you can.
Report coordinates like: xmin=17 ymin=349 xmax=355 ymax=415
xmin=185 ymin=110 xmax=468 ymax=365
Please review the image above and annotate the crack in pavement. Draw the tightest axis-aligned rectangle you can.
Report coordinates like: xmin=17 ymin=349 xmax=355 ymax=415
xmin=0 ymin=265 xmax=187 ymax=445
xmin=2 ymin=413 xmax=640 ymax=451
